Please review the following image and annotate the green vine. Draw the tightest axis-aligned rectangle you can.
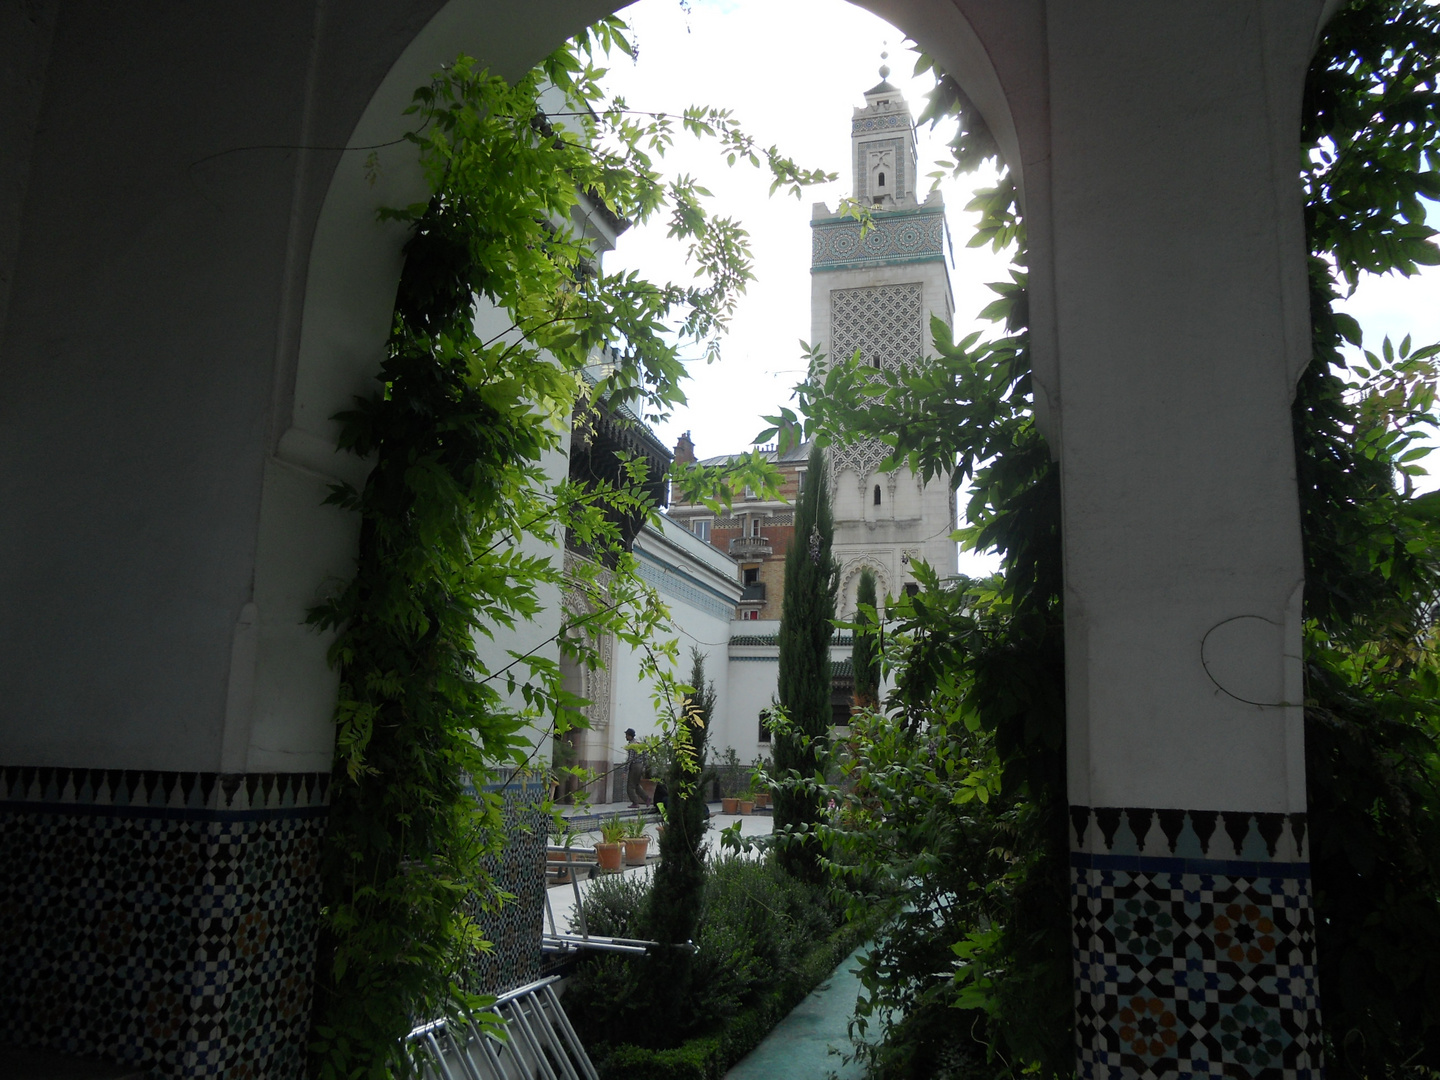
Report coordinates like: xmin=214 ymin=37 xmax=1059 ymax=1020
xmin=305 ymin=22 xmax=826 ymax=1078
xmin=761 ymin=1 xmax=1440 ymax=1074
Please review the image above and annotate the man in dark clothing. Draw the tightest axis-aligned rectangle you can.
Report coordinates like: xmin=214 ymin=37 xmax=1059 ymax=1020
xmin=624 ymin=728 xmax=646 ymax=807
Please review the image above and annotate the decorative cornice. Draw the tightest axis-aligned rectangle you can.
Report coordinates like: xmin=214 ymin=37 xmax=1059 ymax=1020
xmin=1070 ymin=804 xmax=1308 ymax=864
xmin=0 ymin=766 xmax=330 ymax=819
xmin=812 ymin=211 xmax=946 ymax=273
xmin=851 ymin=113 xmax=911 ymax=136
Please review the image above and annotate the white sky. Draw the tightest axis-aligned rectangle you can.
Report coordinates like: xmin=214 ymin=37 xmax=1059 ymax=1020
xmin=598 ymin=0 xmax=1440 ymax=570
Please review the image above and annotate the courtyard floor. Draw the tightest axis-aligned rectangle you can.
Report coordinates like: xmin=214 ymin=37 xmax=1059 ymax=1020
xmin=546 ymin=800 xmax=774 ymax=933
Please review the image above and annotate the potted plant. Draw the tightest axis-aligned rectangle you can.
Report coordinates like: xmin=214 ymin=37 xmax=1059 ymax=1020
xmin=721 ymin=794 xmax=740 ymax=815
xmin=750 ymin=754 xmax=771 ymax=808
xmin=594 ymin=816 xmax=625 ymax=872
xmin=738 ymin=790 xmax=755 ymax=815
xmin=621 ymin=816 xmax=651 ymax=865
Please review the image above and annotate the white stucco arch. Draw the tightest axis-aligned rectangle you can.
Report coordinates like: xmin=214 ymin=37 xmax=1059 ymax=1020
xmin=242 ymin=0 xmax=1017 ymax=774
xmin=839 ymin=556 xmax=892 ymax=618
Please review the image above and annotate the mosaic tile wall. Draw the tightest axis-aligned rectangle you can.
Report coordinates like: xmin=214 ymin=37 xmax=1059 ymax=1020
xmin=811 ymin=209 xmax=946 ymax=273
xmin=0 ymin=767 xmax=329 ymax=1079
xmin=1070 ymin=805 xmax=1322 ymax=1080
xmin=466 ymin=774 xmax=548 ymax=996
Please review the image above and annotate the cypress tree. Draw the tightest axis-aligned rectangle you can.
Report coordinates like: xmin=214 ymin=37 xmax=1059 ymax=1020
xmin=852 ymin=568 xmax=881 ymax=709
xmin=643 ymin=648 xmax=713 ymax=1038
xmin=774 ymin=444 xmax=838 ymax=881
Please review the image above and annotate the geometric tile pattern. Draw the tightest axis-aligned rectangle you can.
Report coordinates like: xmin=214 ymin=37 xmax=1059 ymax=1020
xmin=851 ymin=112 xmax=910 ymax=136
xmin=1072 ymin=858 xmax=1322 ymax=1080
xmin=636 ymin=558 xmax=735 ymax=622
xmin=0 ymin=764 xmax=330 ymax=814
xmin=1070 ymin=804 xmax=1322 ymax=1080
xmin=1069 ymin=805 xmax=1308 ymax=864
xmin=466 ymin=774 xmax=548 ymax=997
xmin=826 ymin=283 xmax=925 ymax=479
xmin=812 ymin=209 xmax=945 ymax=273
xmin=0 ymin=773 xmax=328 ymax=1079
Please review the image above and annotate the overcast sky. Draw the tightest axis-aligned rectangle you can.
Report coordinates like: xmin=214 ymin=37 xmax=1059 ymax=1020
xmin=598 ymin=0 xmax=1440 ymax=543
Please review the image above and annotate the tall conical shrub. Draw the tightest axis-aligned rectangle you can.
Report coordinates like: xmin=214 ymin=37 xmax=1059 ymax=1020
xmin=643 ymin=648 xmax=714 ymax=1038
xmin=774 ymin=444 xmax=838 ymax=882
xmin=852 ymin=568 xmax=881 ymax=709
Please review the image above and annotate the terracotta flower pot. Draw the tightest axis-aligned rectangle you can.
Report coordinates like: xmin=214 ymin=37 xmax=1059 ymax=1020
xmin=721 ymin=797 xmax=740 ymax=814
xmin=754 ymin=792 xmax=771 ymax=808
xmin=738 ymin=799 xmax=754 ymax=815
xmin=622 ymin=836 xmax=651 ymax=866
xmin=594 ymin=842 xmax=623 ymax=872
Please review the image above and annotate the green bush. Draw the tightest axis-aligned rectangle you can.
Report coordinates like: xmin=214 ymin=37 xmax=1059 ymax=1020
xmin=564 ymin=855 xmax=847 ymax=1051
xmin=576 ymin=868 xmax=650 ymax=938
xmin=601 ymin=1038 xmax=722 ymax=1080
xmin=592 ymin=914 xmax=878 ymax=1079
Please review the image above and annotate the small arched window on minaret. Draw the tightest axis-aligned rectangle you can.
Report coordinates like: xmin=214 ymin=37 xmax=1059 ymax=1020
xmin=873 ymin=485 xmax=882 ymax=506
xmin=868 ymin=149 xmax=894 ymax=205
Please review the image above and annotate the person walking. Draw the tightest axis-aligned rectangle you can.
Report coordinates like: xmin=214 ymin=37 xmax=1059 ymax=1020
xmin=624 ymin=728 xmax=646 ymax=807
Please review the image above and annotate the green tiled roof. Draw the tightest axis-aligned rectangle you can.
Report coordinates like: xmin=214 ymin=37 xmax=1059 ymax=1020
xmin=730 ymin=632 xmax=853 ymax=648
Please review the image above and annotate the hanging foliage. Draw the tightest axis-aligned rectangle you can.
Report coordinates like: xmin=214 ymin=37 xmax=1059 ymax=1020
xmin=760 ymin=0 xmax=1440 ymax=1075
xmin=305 ymin=22 xmax=829 ymax=1078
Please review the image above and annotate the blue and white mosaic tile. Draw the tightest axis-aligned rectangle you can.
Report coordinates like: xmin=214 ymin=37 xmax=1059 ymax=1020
xmin=1070 ymin=805 xmax=1322 ymax=1080
xmin=0 ymin=768 xmax=329 ymax=1079
xmin=811 ymin=208 xmax=946 ymax=272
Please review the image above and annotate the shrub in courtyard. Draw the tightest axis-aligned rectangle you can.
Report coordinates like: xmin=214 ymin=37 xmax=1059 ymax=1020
xmin=773 ymin=443 xmax=839 ymax=883
xmin=562 ymin=855 xmax=848 ymax=1058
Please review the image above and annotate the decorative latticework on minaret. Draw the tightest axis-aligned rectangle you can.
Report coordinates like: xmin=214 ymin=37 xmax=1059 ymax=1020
xmin=809 ymin=54 xmax=958 ymax=610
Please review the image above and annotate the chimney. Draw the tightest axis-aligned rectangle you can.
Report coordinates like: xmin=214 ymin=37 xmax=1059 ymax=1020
xmin=673 ymin=431 xmax=696 ymax=465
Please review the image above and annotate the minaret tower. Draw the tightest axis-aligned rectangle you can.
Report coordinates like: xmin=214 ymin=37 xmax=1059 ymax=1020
xmin=810 ymin=55 xmax=958 ymax=611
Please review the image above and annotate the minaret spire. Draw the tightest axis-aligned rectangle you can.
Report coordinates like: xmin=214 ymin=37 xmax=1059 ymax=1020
xmin=852 ymin=48 xmax=916 ymax=206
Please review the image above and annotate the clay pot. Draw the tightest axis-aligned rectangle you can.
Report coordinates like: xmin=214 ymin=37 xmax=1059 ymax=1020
xmin=622 ymin=836 xmax=651 ymax=866
xmin=721 ymin=797 xmax=740 ymax=814
xmin=738 ymin=799 xmax=754 ymax=815
xmin=594 ymin=842 xmax=623 ymax=872
xmin=754 ymin=792 xmax=771 ymax=809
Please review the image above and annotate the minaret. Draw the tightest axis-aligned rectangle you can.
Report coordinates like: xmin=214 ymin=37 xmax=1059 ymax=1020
xmin=810 ymin=55 xmax=958 ymax=612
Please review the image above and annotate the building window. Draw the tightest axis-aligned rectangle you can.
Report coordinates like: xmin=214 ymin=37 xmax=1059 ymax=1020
xmin=692 ymin=519 xmax=711 ymax=542
xmin=905 ymin=582 xmax=919 ymax=598
xmin=795 ymin=470 xmax=805 ymax=493
xmin=758 ymin=710 xmax=772 ymax=743
xmin=873 ymin=485 xmax=882 ymax=506
xmin=750 ymin=517 xmax=762 ymax=538
xmin=743 ymin=567 xmax=759 ymax=586
xmin=743 ymin=609 xmax=760 ymax=621
xmin=743 ymin=484 xmax=756 ymax=499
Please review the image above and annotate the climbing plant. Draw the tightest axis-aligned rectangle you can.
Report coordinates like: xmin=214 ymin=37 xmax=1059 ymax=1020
xmin=305 ymin=22 xmax=827 ymax=1078
xmin=761 ymin=0 xmax=1440 ymax=1075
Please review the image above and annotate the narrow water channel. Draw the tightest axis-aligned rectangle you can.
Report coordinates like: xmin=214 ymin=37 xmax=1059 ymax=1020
xmin=722 ymin=942 xmax=871 ymax=1080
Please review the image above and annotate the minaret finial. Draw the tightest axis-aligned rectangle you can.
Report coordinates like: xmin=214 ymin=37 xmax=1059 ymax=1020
xmin=878 ymin=48 xmax=890 ymax=82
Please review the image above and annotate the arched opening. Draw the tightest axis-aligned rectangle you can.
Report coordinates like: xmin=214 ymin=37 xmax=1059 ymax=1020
xmin=244 ymin=0 xmax=1018 ymax=772
xmin=873 ymin=484 xmax=882 ymax=505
